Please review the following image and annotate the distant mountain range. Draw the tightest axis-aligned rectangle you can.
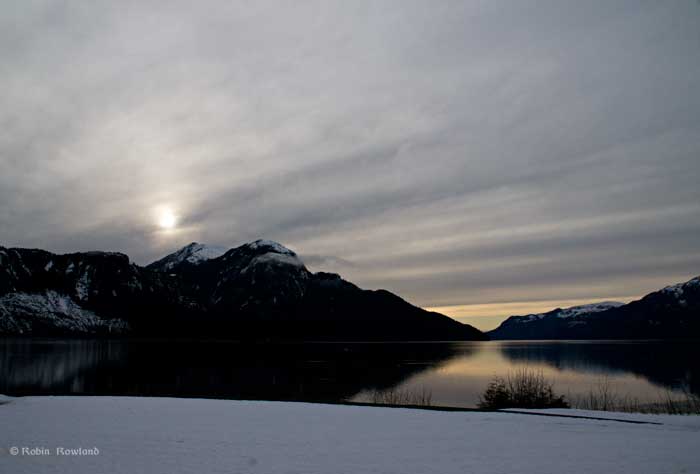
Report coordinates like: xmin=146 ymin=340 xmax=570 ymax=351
xmin=0 ymin=240 xmax=485 ymax=341
xmin=488 ymin=276 xmax=700 ymax=339
xmin=2 ymin=240 xmax=698 ymax=340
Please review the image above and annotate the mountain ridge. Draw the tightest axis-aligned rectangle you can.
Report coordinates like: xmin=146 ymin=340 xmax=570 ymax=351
xmin=147 ymin=242 xmax=227 ymax=271
xmin=0 ymin=241 xmax=486 ymax=341
xmin=488 ymin=276 xmax=700 ymax=339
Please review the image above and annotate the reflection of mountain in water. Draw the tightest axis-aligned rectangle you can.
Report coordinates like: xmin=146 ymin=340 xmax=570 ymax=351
xmin=498 ymin=341 xmax=700 ymax=395
xmin=0 ymin=339 xmax=127 ymax=391
xmin=0 ymin=339 xmax=463 ymax=402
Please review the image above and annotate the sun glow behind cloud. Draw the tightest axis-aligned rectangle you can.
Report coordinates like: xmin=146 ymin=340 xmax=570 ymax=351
xmin=0 ymin=1 xmax=699 ymax=329
xmin=156 ymin=206 xmax=178 ymax=231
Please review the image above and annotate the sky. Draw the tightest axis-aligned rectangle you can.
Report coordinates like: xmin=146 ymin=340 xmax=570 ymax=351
xmin=1 ymin=1 xmax=699 ymax=330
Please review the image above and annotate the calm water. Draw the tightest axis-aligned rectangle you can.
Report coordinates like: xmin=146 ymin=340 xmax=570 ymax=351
xmin=1 ymin=338 xmax=698 ymax=408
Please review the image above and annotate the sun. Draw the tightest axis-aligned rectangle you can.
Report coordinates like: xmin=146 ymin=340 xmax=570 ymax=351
xmin=158 ymin=208 xmax=177 ymax=230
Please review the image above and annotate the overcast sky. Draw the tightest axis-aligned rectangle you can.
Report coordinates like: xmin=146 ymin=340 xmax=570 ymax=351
xmin=2 ymin=1 xmax=699 ymax=329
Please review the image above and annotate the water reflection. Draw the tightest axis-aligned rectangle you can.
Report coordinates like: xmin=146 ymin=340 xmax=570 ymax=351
xmin=497 ymin=340 xmax=700 ymax=395
xmin=353 ymin=341 xmax=700 ymax=407
xmin=0 ymin=339 xmax=463 ymax=402
xmin=1 ymin=339 xmax=697 ymax=408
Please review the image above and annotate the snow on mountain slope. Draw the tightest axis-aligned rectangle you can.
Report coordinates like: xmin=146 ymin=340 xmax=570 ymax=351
xmin=148 ymin=240 xmax=298 ymax=273
xmin=147 ymin=242 xmax=227 ymax=271
xmin=557 ymin=301 xmax=625 ymax=317
xmin=661 ymin=276 xmax=700 ymax=302
xmin=183 ymin=244 xmax=227 ymax=263
xmin=488 ymin=301 xmax=626 ymax=339
xmin=246 ymin=239 xmax=296 ymax=256
xmin=243 ymin=252 xmax=305 ymax=272
xmin=0 ymin=242 xmax=486 ymax=340
xmin=0 ymin=291 xmax=129 ymax=335
xmin=519 ymin=301 xmax=625 ymax=322
xmin=490 ymin=274 xmax=700 ymax=339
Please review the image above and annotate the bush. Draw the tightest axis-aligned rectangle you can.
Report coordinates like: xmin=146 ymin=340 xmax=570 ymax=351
xmin=571 ymin=378 xmax=700 ymax=414
xmin=478 ymin=369 xmax=569 ymax=409
xmin=369 ymin=387 xmax=433 ymax=406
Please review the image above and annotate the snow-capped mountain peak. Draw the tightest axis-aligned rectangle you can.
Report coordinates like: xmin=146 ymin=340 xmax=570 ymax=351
xmin=242 ymin=252 xmax=305 ymax=273
xmin=661 ymin=275 xmax=700 ymax=299
xmin=180 ymin=243 xmax=228 ymax=264
xmin=148 ymin=242 xmax=227 ymax=271
xmin=148 ymin=240 xmax=299 ymax=273
xmin=509 ymin=301 xmax=624 ymax=323
xmin=553 ymin=301 xmax=625 ymax=319
xmin=246 ymin=239 xmax=296 ymax=256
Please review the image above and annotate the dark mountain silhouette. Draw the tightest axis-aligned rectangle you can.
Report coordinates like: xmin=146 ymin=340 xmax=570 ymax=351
xmin=0 ymin=241 xmax=486 ymax=341
xmin=488 ymin=276 xmax=700 ymax=340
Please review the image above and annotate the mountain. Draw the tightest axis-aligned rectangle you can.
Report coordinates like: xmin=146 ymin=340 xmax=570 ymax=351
xmin=488 ymin=276 xmax=700 ymax=340
xmin=0 ymin=247 xmax=198 ymax=336
xmin=487 ymin=302 xmax=624 ymax=340
xmin=0 ymin=241 xmax=486 ymax=341
xmin=0 ymin=291 xmax=129 ymax=335
xmin=147 ymin=242 xmax=227 ymax=272
xmin=146 ymin=240 xmax=486 ymax=340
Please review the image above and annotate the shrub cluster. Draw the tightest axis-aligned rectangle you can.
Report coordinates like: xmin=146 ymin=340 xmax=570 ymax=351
xmin=369 ymin=387 xmax=433 ymax=406
xmin=479 ymin=369 xmax=569 ymax=409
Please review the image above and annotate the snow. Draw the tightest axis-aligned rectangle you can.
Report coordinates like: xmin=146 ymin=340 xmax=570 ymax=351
xmin=150 ymin=240 xmax=298 ymax=270
xmin=11 ymin=250 xmax=31 ymax=276
xmin=75 ymin=268 xmax=91 ymax=301
xmin=663 ymin=283 xmax=685 ymax=298
xmin=0 ymin=396 xmax=698 ymax=474
xmin=240 ymin=252 xmax=306 ymax=275
xmin=157 ymin=243 xmax=227 ymax=270
xmin=250 ymin=252 xmax=304 ymax=268
xmin=44 ymin=261 xmax=53 ymax=271
xmin=0 ymin=291 xmax=128 ymax=334
xmin=515 ymin=301 xmax=623 ymax=323
xmin=555 ymin=301 xmax=624 ymax=319
xmin=662 ymin=276 xmax=700 ymax=299
xmin=503 ymin=408 xmax=700 ymax=427
xmin=247 ymin=239 xmax=295 ymax=255
xmin=181 ymin=243 xmax=227 ymax=264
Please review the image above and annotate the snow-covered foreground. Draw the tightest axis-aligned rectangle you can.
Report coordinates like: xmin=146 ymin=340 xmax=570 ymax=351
xmin=1 ymin=396 xmax=699 ymax=474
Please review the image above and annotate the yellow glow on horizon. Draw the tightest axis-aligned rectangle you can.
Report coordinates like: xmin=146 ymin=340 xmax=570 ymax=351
xmin=426 ymin=295 xmax=639 ymax=331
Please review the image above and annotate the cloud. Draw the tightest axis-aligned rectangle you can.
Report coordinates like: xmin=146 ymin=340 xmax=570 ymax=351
xmin=1 ymin=1 xmax=699 ymax=322
xmin=300 ymin=254 xmax=357 ymax=273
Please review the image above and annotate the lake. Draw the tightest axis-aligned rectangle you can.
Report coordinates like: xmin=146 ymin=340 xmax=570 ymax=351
xmin=1 ymin=338 xmax=698 ymax=408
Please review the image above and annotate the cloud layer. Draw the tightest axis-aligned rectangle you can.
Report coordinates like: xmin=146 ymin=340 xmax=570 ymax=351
xmin=2 ymin=1 xmax=699 ymax=328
